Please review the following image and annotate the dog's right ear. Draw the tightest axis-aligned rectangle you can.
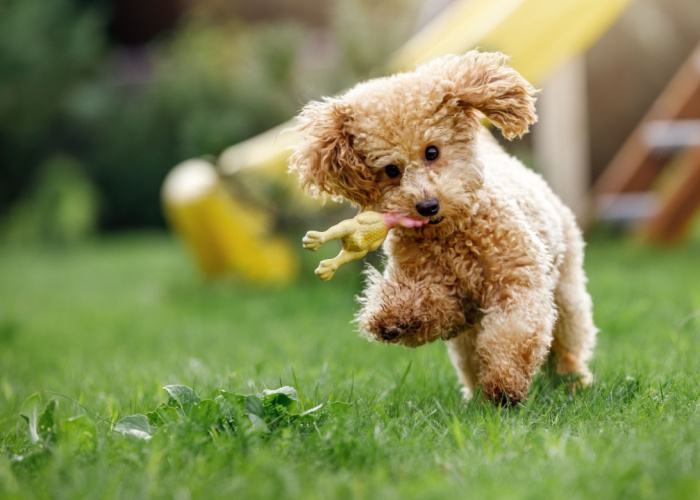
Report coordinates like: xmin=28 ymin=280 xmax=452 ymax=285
xmin=289 ymin=99 xmax=377 ymax=207
xmin=425 ymin=51 xmax=538 ymax=140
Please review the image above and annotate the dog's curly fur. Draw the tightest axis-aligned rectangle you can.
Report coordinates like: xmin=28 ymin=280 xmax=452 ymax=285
xmin=289 ymin=51 xmax=597 ymax=404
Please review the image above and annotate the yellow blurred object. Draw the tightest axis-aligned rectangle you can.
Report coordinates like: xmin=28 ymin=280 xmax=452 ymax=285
xmin=164 ymin=0 xmax=633 ymax=282
xmin=390 ymin=0 xmax=633 ymax=85
xmin=162 ymin=159 xmax=297 ymax=283
xmin=218 ymin=123 xmax=297 ymax=179
xmin=218 ymin=123 xmax=322 ymax=210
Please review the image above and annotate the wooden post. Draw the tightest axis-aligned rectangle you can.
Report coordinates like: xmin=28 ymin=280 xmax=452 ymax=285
xmin=533 ymin=56 xmax=591 ymax=223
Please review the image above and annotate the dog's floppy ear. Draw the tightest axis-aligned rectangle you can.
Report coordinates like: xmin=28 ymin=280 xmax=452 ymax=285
xmin=289 ymin=98 xmax=377 ymax=206
xmin=435 ymin=51 xmax=538 ymax=139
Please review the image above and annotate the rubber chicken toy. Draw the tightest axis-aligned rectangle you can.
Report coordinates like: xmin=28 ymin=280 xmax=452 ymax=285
xmin=303 ymin=211 xmax=426 ymax=280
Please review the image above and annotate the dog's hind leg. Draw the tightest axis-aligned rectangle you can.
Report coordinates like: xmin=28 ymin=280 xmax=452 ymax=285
xmin=550 ymin=222 xmax=597 ymax=387
xmin=446 ymin=329 xmax=479 ymax=400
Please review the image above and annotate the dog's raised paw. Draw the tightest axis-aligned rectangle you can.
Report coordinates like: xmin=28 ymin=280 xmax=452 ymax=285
xmin=380 ymin=325 xmax=401 ymax=341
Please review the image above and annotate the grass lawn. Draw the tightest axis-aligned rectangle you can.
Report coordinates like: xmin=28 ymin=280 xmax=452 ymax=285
xmin=1 ymin=229 xmax=699 ymax=499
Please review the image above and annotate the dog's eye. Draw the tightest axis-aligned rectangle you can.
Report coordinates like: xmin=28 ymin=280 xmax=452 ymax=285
xmin=425 ymin=146 xmax=439 ymax=161
xmin=385 ymin=164 xmax=401 ymax=178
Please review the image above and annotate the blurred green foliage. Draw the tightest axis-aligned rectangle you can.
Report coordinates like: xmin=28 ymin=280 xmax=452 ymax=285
xmin=0 ymin=0 xmax=419 ymax=236
xmin=0 ymin=0 xmax=104 ymax=217
xmin=1 ymin=155 xmax=99 ymax=245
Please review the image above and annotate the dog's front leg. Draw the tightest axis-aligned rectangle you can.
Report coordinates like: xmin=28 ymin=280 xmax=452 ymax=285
xmin=475 ymin=289 xmax=556 ymax=405
xmin=356 ymin=268 xmax=467 ymax=347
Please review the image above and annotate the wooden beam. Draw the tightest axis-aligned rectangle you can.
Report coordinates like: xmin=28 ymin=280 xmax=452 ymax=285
xmin=593 ymin=43 xmax=700 ymax=196
xmin=644 ymin=145 xmax=700 ymax=242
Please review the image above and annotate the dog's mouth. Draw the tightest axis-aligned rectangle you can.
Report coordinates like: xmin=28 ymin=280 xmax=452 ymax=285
xmin=429 ymin=216 xmax=445 ymax=225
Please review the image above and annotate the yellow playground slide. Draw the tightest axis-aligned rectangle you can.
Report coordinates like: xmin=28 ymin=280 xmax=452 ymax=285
xmin=162 ymin=0 xmax=633 ymax=283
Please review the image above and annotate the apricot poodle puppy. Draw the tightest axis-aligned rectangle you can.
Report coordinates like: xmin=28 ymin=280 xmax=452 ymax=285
xmin=289 ymin=51 xmax=597 ymax=405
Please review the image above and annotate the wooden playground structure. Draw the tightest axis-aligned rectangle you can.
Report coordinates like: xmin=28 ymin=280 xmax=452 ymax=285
xmin=593 ymin=43 xmax=700 ymax=242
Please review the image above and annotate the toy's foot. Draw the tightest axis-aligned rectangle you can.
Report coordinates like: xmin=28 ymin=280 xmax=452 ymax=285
xmin=302 ymin=231 xmax=325 ymax=251
xmin=315 ymin=260 xmax=337 ymax=281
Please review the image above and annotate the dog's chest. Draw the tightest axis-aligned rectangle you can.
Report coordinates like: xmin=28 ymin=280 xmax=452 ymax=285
xmin=391 ymin=233 xmax=485 ymax=293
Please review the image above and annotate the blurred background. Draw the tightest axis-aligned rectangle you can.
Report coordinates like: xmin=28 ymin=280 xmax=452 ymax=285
xmin=3 ymin=3 xmax=700 ymax=496
xmin=0 ymin=0 xmax=699 ymax=277
xmin=0 ymin=0 xmax=421 ymax=242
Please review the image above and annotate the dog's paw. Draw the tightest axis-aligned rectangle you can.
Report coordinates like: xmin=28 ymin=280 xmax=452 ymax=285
xmin=379 ymin=325 xmax=401 ymax=341
xmin=459 ymin=386 xmax=474 ymax=402
xmin=302 ymin=231 xmax=325 ymax=251
xmin=375 ymin=321 xmax=423 ymax=346
xmin=357 ymin=272 xmax=465 ymax=347
xmin=479 ymin=373 xmax=530 ymax=406
xmin=362 ymin=296 xmax=432 ymax=347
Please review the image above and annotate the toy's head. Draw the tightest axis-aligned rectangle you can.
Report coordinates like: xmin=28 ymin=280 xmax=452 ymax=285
xmin=289 ymin=51 xmax=537 ymax=236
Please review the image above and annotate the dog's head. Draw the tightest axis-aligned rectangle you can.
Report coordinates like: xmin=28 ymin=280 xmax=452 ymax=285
xmin=289 ymin=51 xmax=537 ymax=234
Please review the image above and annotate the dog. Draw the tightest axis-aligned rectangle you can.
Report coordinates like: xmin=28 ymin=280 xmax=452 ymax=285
xmin=289 ymin=51 xmax=597 ymax=404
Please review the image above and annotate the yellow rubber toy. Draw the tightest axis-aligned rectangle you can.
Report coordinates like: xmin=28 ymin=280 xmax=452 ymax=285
xmin=303 ymin=211 xmax=426 ymax=281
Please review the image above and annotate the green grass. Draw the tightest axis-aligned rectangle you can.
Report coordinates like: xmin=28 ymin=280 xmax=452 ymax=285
xmin=1 ymin=230 xmax=700 ymax=499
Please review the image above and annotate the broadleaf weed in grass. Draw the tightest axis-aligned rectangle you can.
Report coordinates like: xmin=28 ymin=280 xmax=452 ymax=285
xmin=163 ymin=385 xmax=201 ymax=414
xmin=113 ymin=415 xmax=152 ymax=441
xmin=20 ymin=383 xmax=351 ymax=456
xmin=19 ymin=393 xmax=44 ymax=446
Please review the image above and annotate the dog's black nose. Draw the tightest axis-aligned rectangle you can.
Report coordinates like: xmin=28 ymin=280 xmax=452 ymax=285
xmin=416 ymin=198 xmax=440 ymax=217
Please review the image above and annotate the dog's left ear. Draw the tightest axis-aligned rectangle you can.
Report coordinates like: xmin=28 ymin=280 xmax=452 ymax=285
xmin=288 ymin=98 xmax=377 ymax=207
xmin=436 ymin=51 xmax=538 ymax=139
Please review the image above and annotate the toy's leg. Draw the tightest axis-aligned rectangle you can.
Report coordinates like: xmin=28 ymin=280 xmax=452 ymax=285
xmin=357 ymin=269 xmax=467 ymax=347
xmin=550 ymin=228 xmax=597 ymax=387
xmin=316 ymin=249 xmax=367 ymax=281
xmin=446 ymin=329 xmax=479 ymax=400
xmin=302 ymin=221 xmax=354 ymax=251
xmin=475 ymin=289 xmax=556 ymax=405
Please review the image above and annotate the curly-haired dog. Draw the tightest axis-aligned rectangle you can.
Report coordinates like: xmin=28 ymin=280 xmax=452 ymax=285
xmin=289 ymin=51 xmax=597 ymax=404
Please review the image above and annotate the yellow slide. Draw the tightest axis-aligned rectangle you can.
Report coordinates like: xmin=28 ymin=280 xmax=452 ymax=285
xmin=163 ymin=0 xmax=633 ymax=282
